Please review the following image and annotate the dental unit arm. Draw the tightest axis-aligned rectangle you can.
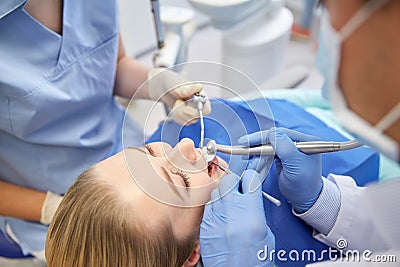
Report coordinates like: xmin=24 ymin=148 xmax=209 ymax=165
xmin=150 ymin=1 xmax=196 ymax=68
xmin=150 ymin=0 xmax=164 ymax=49
xmin=150 ymin=1 xmax=197 ymax=115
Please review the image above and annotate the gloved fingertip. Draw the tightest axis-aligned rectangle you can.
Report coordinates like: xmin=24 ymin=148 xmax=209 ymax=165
xmin=191 ymin=83 xmax=203 ymax=92
xmin=241 ymin=130 xmax=270 ymax=146
xmin=241 ymin=169 xmax=262 ymax=194
xmin=267 ymin=127 xmax=281 ymax=147
xmin=280 ymin=128 xmax=321 ymax=142
xmin=241 ymin=168 xmax=259 ymax=177
xmin=179 ymin=84 xmax=203 ymax=98
xmin=237 ymin=135 xmax=248 ymax=145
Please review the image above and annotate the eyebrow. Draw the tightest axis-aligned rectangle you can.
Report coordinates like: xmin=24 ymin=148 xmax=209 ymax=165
xmin=127 ymin=147 xmax=185 ymax=200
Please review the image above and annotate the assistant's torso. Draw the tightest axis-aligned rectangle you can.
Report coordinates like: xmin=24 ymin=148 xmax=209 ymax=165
xmin=0 ymin=0 xmax=141 ymax=254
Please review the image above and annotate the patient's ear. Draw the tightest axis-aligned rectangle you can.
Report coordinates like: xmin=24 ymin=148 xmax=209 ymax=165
xmin=182 ymin=240 xmax=200 ymax=267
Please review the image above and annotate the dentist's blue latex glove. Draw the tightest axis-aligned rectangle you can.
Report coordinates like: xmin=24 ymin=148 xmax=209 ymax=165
xmin=238 ymin=127 xmax=323 ymax=213
xmin=200 ymin=170 xmax=275 ymax=267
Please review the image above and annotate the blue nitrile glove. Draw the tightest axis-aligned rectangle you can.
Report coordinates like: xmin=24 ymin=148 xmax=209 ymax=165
xmin=238 ymin=127 xmax=323 ymax=213
xmin=200 ymin=170 xmax=275 ymax=267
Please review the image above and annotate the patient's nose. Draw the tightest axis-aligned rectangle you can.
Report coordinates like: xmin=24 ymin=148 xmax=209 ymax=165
xmin=166 ymin=138 xmax=207 ymax=172
xmin=175 ymin=138 xmax=199 ymax=162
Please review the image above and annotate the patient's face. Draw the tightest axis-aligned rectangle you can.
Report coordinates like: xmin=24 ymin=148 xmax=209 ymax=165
xmin=95 ymin=138 xmax=227 ymax=239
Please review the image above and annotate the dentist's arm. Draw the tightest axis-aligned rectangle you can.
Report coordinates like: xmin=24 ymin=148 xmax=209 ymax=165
xmin=239 ymin=127 xmax=391 ymax=252
xmin=239 ymin=128 xmax=339 ymax=233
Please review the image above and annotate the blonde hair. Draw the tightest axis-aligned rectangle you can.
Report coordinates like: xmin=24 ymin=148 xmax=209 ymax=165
xmin=46 ymin=167 xmax=198 ymax=267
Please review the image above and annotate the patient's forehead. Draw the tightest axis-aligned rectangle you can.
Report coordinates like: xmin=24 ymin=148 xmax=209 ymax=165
xmin=96 ymin=151 xmax=128 ymax=179
xmin=94 ymin=150 xmax=141 ymax=199
xmin=93 ymin=149 xmax=174 ymax=230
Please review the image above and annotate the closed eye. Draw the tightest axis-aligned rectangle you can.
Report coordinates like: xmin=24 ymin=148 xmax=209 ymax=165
xmin=144 ymin=144 xmax=157 ymax=156
xmin=171 ymin=169 xmax=191 ymax=188
xmin=145 ymin=144 xmax=191 ymax=189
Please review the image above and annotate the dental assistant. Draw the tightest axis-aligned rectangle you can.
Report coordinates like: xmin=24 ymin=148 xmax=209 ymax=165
xmin=0 ymin=0 xmax=210 ymax=260
xmin=200 ymin=0 xmax=400 ymax=264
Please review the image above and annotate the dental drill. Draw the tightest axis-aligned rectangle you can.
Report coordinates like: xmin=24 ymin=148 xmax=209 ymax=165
xmin=202 ymin=138 xmax=361 ymax=207
xmin=204 ymin=139 xmax=362 ymax=160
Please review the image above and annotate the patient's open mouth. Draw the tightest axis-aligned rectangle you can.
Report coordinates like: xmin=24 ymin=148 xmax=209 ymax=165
xmin=207 ymin=157 xmax=219 ymax=177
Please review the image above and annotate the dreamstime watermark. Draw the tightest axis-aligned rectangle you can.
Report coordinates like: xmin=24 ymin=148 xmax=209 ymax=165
xmin=257 ymin=238 xmax=397 ymax=263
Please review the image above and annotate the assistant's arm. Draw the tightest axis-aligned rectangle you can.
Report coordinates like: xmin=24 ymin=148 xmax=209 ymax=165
xmin=113 ymin=34 xmax=151 ymax=99
xmin=0 ymin=180 xmax=45 ymax=221
xmin=112 ymin=34 xmax=211 ymax=125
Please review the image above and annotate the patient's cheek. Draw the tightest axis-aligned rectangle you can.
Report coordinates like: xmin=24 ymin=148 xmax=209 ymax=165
xmin=186 ymin=182 xmax=215 ymax=207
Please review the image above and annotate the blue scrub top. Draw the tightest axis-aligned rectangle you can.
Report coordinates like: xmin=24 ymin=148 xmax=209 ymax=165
xmin=0 ymin=0 xmax=142 ymax=254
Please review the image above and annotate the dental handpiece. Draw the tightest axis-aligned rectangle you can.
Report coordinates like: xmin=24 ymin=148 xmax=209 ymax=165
xmin=204 ymin=139 xmax=361 ymax=207
xmin=207 ymin=139 xmax=362 ymax=157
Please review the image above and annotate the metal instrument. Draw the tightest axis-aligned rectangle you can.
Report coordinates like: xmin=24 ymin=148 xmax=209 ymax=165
xmin=150 ymin=0 xmax=164 ymax=49
xmin=202 ymin=138 xmax=362 ymax=207
xmin=210 ymin=160 xmax=281 ymax=206
xmin=190 ymin=93 xmax=207 ymax=147
xmin=204 ymin=139 xmax=362 ymax=163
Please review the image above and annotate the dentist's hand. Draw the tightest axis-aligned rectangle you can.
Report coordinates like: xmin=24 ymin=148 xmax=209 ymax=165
xmin=148 ymin=68 xmax=211 ymax=125
xmin=238 ymin=128 xmax=323 ymax=213
xmin=200 ymin=170 xmax=275 ymax=267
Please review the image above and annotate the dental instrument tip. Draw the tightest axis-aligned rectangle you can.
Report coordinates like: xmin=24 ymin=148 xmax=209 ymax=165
xmin=212 ymin=161 xmax=232 ymax=174
xmin=211 ymin=161 xmax=281 ymax=207
xmin=262 ymin=191 xmax=281 ymax=207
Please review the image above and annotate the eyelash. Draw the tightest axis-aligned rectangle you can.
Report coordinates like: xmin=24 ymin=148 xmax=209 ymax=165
xmin=145 ymin=144 xmax=191 ymax=187
xmin=144 ymin=144 xmax=156 ymax=156
xmin=174 ymin=169 xmax=191 ymax=188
